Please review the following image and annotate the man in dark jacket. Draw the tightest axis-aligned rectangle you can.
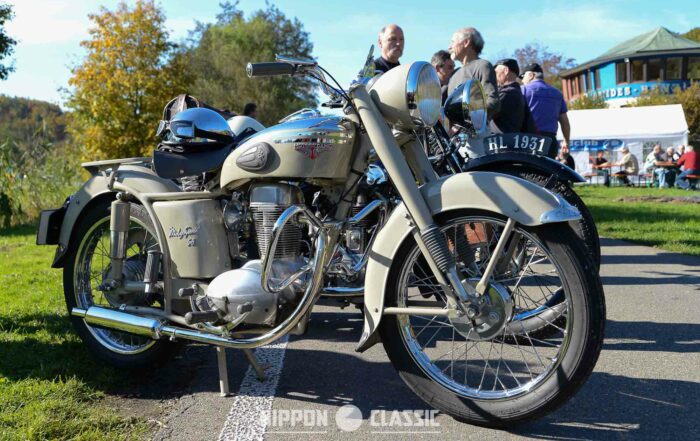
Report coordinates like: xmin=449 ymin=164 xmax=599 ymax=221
xmin=374 ymin=24 xmax=404 ymax=73
xmin=491 ymin=59 xmax=537 ymax=134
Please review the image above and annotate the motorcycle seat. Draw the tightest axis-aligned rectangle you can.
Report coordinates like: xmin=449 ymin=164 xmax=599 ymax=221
xmin=153 ymin=146 xmax=232 ymax=180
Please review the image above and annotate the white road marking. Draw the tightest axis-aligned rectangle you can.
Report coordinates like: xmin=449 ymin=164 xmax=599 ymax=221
xmin=218 ymin=335 xmax=290 ymax=441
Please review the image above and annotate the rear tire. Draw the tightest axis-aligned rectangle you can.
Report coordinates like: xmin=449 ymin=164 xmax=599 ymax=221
xmin=379 ymin=211 xmax=605 ymax=427
xmin=63 ymin=198 xmax=178 ymax=369
xmin=492 ymin=165 xmax=601 ymax=269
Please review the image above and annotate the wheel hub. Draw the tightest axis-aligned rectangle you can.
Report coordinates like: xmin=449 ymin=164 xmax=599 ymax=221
xmin=448 ymin=278 xmax=513 ymax=341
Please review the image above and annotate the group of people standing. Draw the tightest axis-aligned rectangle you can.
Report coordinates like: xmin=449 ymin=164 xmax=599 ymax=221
xmin=373 ymin=24 xmax=570 ymax=160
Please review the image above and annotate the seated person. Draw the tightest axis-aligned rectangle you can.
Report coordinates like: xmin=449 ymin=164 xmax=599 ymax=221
xmin=675 ymin=145 xmax=700 ymax=189
xmin=662 ymin=147 xmax=678 ymax=187
xmin=644 ymin=145 xmax=671 ymax=188
xmin=592 ymin=150 xmax=610 ymax=186
xmin=613 ymin=146 xmax=639 ymax=186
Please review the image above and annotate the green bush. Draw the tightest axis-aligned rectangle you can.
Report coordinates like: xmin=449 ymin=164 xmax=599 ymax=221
xmin=0 ymin=139 xmax=82 ymax=227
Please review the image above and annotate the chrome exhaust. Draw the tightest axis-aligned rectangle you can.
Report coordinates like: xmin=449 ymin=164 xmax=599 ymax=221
xmin=72 ymin=219 xmax=339 ymax=350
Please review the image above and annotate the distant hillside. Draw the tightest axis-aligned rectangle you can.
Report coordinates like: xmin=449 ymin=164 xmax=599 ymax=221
xmin=0 ymin=94 xmax=66 ymax=146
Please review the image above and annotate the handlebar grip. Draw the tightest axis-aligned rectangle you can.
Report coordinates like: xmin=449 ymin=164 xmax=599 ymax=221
xmin=246 ymin=62 xmax=295 ymax=78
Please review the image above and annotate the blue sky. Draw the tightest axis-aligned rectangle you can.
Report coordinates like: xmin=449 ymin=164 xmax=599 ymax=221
xmin=1 ymin=0 xmax=698 ymax=106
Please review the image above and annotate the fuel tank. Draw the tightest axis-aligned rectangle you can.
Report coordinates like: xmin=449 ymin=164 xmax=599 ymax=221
xmin=220 ymin=116 xmax=356 ymax=189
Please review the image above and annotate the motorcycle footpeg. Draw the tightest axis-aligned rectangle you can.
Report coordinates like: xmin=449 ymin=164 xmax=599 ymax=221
xmin=178 ymin=285 xmax=197 ymax=297
xmin=184 ymin=310 xmax=221 ymax=325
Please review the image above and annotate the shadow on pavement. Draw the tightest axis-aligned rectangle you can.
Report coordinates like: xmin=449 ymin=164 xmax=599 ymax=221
xmin=604 ymin=319 xmax=700 ymax=353
xmin=511 ymin=372 xmax=699 ymax=440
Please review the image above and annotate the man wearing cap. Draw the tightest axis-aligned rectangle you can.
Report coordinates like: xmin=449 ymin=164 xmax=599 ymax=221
xmin=374 ymin=24 xmax=404 ymax=73
xmin=521 ymin=63 xmax=570 ymax=159
xmin=491 ymin=59 xmax=536 ymax=134
xmin=431 ymin=50 xmax=455 ymax=103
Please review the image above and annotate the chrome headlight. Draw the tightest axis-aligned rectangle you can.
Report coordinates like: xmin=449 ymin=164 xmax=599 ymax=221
xmin=406 ymin=62 xmax=441 ymax=126
xmin=368 ymin=62 xmax=442 ymax=129
xmin=443 ymin=79 xmax=488 ymax=137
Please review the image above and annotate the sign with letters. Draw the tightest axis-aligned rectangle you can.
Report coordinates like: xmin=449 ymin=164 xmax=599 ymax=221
xmin=484 ymin=133 xmax=553 ymax=157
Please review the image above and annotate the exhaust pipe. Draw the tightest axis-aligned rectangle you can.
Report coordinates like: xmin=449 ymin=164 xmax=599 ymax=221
xmin=73 ymin=306 xmax=272 ymax=349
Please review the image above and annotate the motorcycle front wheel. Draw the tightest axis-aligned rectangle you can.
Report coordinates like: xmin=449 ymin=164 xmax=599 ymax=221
xmin=63 ymin=198 xmax=178 ymax=369
xmin=379 ymin=210 xmax=605 ymax=427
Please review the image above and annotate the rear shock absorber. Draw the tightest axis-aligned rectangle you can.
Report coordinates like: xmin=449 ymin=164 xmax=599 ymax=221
xmin=108 ymin=193 xmax=131 ymax=284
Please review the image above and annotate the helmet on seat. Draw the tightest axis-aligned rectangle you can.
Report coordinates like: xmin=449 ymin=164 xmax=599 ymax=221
xmin=157 ymin=108 xmax=234 ymax=152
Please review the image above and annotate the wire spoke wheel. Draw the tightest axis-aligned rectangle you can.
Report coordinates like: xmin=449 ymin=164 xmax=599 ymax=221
xmin=379 ymin=210 xmax=605 ymax=426
xmin=398 ymin=216 xmax=568 ymax=399
xmin=73 ymin=214 xmax=159 ymax=354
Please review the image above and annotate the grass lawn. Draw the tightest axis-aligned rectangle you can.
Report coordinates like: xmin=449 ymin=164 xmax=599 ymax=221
xmin=0 ymin=225 xmax=149 ymax=441
xmin=577 ymin=185 xmax=700 ymax=256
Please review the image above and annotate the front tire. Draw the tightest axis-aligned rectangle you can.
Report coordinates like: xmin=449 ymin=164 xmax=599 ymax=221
xmin=63 ymin=198 xmax=178 ymax=369
xmin=379 ymin=211 xmax=605 ymax=427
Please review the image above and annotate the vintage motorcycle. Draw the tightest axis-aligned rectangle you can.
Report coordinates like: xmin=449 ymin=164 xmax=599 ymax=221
xmin=37 ymin=48 xmax=605 ymax=427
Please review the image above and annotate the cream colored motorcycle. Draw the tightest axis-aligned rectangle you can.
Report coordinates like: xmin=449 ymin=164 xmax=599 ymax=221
xmin=37 ymin=48 xmax=605 ymax=427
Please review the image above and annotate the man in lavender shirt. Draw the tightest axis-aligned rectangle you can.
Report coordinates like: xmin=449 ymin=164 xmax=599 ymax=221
xmin=521 ymin=63 xmax=571 ymax=159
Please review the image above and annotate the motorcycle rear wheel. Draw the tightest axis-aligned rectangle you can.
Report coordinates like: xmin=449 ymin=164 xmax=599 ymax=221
xmin=379 ymin=211 xmax=605 ymax=427
xmin=63 ymin=198 xmax=178 ymax=369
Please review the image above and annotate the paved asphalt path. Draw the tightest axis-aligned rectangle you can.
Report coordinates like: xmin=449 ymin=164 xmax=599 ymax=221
xmin=153 ymin=238 xmax=700 ymax=441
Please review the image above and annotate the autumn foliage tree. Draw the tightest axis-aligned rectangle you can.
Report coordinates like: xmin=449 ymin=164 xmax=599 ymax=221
xmin=512 ymin=43 xmax=576 ymax=91
xmin=632 ymin=82 xmax=700 ymax=140
xmin=67 ymin=1 xmax=190 ymax=159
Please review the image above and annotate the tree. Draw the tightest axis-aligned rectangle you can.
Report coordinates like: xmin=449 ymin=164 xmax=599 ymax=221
xmin=631 ymin=82 xmax=700 ymax=140
xmin=66 ymin=0 xmax=190 ymax=160
xmin=568 ymin=93 xmax=608 ymax=110
xmin=182 ymin=2 xmax=317 ymax=126
xmin=512 ymin=43 xmax=576 ymax=91
xmin=0 ymin=3 xmax=16 ymax=80
xmin=681 ymin=27 xmax=700 ymax=43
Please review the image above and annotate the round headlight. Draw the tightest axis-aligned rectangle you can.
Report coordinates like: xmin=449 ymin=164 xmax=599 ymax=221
xmin=443 ymin=79 xmax=488 ymax=137
xmin=406 ymin=62 xmax=441 ymax=126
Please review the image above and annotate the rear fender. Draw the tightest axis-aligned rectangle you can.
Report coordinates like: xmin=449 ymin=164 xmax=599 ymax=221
xmin=463 ymin=152 xmax=585 ymax=183
xmin=51 ymin=165 xmax=180 ymax=268
xmin=357 ymin=171 xmax=580 ymax=351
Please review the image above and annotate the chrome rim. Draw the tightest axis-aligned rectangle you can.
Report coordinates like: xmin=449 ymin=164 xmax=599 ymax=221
xmin=396 ymin=216 xmax=571 ymax=400
xmin=73 ymin=214 xmax=160 ymax=355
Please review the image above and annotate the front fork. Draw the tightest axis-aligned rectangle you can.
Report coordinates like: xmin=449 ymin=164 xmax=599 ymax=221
xmin=350 ymin=86 xmax=518 ymax=317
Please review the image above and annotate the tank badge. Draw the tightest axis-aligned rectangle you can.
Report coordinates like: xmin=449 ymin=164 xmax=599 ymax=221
xmin=236 ymin=143 xmax=271 ymax=171
xmin=294 ymin=141 xmax=332 ymax=159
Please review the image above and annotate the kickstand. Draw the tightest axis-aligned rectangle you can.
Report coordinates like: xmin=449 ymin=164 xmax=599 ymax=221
xmin=216 ymin=347 xmax=267 ymax=397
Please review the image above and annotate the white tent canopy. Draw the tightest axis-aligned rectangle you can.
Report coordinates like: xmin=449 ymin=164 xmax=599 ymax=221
xmin=557 ymin=104 xmax=689 ymax=177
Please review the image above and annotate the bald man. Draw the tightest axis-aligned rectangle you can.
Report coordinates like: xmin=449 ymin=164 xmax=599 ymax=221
xmin=374 ymin=24 xmax=404 ymax=73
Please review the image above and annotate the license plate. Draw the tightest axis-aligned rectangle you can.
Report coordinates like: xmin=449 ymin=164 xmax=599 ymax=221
xmin=484 ymin=133 xmax=553 ymax=156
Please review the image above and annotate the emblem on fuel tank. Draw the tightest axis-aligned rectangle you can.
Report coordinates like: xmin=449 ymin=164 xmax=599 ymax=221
xmin=294 ymin=141 xmax=332 ymax=159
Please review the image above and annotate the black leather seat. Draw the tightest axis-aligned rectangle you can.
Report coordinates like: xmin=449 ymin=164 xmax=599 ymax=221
xmin=153 ymin=146 xmax=232 ymax=180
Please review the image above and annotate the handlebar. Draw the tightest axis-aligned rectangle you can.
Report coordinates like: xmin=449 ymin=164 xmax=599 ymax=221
xmin=246 ymin=62 xmax=296 ymax=78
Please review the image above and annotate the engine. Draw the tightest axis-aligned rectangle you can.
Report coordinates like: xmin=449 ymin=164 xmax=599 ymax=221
xmin=200 ymin=183 xmax=308 ymax=327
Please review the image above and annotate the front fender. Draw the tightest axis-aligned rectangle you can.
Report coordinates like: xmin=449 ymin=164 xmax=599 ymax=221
xmin=51 ymin=165 xmax=181 ymax=268
xmin=463 ymin=152 xmax=586 ymax=183
xmin=357 ymin=171 xmax=579 ymax=351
